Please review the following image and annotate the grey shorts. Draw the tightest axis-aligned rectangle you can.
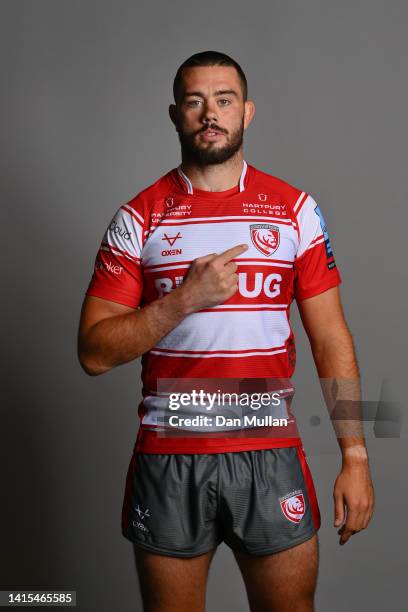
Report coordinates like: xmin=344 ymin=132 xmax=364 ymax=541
xmin=121 ymin=446 xmax=321 ymax=557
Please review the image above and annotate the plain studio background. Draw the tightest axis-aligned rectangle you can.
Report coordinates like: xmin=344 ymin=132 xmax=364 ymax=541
xmin=1 ymin=1 xmax=407 ymax=610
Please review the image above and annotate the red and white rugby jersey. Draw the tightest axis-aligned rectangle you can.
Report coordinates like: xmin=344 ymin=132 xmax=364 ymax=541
xmin=86 ymin=161 xmax=341 ymax=453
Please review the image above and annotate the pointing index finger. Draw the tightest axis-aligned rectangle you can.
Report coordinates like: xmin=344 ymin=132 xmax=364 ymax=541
xmin=216 ymin=243 xmax=249 ymax=265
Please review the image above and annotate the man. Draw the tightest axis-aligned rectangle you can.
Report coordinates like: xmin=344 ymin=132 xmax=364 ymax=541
xmin=78 ymin=51 xmax=375 ymax=612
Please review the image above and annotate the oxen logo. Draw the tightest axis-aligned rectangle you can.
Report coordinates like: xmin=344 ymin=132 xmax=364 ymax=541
xmin=250 ymin=224 xmax=280 ymax=256
xmin=279 ymin=491 xmax=305 ymax=524
xmin=134 ymin=505 xmax=150 ymax=521
xmin=162 ymin=232 xmax=182 ymax=246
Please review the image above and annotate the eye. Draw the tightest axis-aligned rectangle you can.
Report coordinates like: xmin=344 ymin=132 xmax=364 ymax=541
xmin=218 ymin=99 xmax=231 ymax=106
xmin=186 ymin=99 xmax=201 ymax=107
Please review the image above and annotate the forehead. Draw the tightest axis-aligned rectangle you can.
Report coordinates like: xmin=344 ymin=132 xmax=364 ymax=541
xmin=180 ymin=65 xmax=242 ymax=96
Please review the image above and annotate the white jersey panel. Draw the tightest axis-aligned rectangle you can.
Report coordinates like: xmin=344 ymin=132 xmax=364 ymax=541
xmin=151 ymin=310 xmax=290 ymax=356
xmin=295 ymin=195 xmax=324 ymax=258
xmin=103 ymin=205 xmax=144 ymax=259
xmin=142 ymin=218 xmax=299 ymax=267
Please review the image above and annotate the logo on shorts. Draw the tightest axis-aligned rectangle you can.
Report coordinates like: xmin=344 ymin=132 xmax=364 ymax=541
xmin=134 ymin=505 xmax=150 ymax=520
xmin=279 ymin=489 xmax=305 ymax=524
xmin=250 ymin=224 xmax=280 ymax=256
xmin=132 ymin=505 xmax=151 ymax=533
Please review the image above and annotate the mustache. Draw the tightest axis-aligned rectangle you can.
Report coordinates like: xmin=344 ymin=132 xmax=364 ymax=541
xmin=197 ymin=125 xmax=227 ymax=135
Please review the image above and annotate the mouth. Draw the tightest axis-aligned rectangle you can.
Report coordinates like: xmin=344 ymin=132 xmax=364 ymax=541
xmin=199 ymin=128 xmax=225 ymax=141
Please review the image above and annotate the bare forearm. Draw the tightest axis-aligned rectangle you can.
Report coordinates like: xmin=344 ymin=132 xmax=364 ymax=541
xmin=311 ymin=328 xmax=367 ymax=456
xmin=80 ymin=288 xmax=191 ymax=375
xmin=310 ymin=322 xmax=359 ymax=378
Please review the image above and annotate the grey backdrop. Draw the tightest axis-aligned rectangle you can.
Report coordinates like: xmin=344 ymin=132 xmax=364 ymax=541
xmin=1 ymin=1 xmax=407 ymax=610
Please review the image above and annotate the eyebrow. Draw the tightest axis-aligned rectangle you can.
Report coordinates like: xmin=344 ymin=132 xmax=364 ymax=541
xmin=182 ymin=89 xmax=239 ymax=99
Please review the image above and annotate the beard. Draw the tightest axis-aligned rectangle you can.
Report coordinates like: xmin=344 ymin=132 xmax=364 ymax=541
xmin=177 ymin=116 xmax=245 ymax=166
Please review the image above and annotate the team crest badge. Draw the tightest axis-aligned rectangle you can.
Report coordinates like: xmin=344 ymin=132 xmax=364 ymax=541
xmin=250 ymin=224 xmax=280 ymax=256
xmin=279 ymin=490 xmax=305 ymax=524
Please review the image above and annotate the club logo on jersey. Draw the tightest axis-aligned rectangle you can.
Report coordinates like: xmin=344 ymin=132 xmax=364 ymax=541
xmin=258 ymin=193 xmax=268 ymax=201
xmin=279 ymin=490 xmax=305 ymax=524
xmin=250 ymin=224 xmax=280 ymax=256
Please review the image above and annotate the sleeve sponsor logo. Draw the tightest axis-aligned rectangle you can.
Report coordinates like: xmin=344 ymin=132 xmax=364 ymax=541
xmin=313 ymin=205 xmax=337 ymax=269
xmin=95 ymin=259 xmax=123 ymax=275
xmin=109 ymin=220 xmax=131 ymax=241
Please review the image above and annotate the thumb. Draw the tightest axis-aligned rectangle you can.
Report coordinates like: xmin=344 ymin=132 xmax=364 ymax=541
xmin=333 ymin=491 xmax=345 ymax=527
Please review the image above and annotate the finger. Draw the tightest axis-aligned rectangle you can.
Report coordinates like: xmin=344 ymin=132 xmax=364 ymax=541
xmin=224 ymin=281 xmax=240 ymax=300
xmin=196 ymin=252 xmax=218 ymax=263
xmin=333 ymin=492 xmax=345 ymax=527
xmin=362 ymin=505 xmax=374 ymax=529
xmin=216 ymin=243 xmax=249 ymax=265
xmin=224 ymin=261 xmax=238 ymax=274
xmin=338 ymin=508 xmax=361 ymax=544
xmin=339 ymin=527 xmax=356 ymax=545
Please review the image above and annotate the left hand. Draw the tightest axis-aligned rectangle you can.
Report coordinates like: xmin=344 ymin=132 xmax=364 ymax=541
xmin=333 ymin=460 xmax=375 ymax=545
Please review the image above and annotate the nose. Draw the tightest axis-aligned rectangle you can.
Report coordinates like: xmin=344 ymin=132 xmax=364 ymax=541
xmin=201 ymin=98 xmax=218 ymax=125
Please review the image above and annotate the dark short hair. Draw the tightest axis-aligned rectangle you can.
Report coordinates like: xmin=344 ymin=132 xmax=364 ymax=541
xmin=173 ymin=50 xmax=248 ymax=103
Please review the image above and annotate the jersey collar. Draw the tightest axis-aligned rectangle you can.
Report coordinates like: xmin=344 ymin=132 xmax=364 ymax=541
xmin=176 ymin=160 xmax=248 ymax=195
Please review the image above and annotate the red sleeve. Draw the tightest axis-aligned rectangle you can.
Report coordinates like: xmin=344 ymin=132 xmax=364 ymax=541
xmin=86 ymin=200 xmax=145 ymax=308
xmin=293 ymin=194 xmax=342 ymax=301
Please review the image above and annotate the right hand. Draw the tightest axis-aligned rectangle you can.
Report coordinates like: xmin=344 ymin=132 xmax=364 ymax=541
xmin=179 ymin=243 xmax=249 ymax=313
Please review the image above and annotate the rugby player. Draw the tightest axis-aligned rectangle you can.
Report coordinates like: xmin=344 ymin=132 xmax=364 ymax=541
xmin=78 ymin=51 xmax=375 ymax=612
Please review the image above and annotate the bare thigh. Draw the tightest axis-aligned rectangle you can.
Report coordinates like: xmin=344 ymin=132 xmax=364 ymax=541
xmin=233 ymin=534 xmax=319 ymax=612
xmin=133 ymin=545 xmax=216 ymax=612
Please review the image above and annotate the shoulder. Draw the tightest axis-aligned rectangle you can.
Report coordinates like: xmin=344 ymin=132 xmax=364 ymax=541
xmin=121 ymin=169 xmax=173 ymax=219
xmin=249 ymin=165 xmax=311 ymax=217
xmin=250 ymin=165 xmax=306 ymax=200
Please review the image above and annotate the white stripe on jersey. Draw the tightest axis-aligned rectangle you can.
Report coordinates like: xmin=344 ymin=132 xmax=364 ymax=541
xmin=293 ymin=191 xmax=307 ymax=213
xmin=100 ymin=244 xmax=140 ymax=262
xmin=305 ymin=236 xmax=325 ymax=251
xmin=239 ymin=160 xmax=248 ymax=191
xmin=208 ymin=303 xmax=288 ymax=309
xmin=177 ymin=166 xmax=193 ymax=194
xmin=153 ymin=310 xmax=290 ymax=353
xmin=149 ymin=348 xmax=288 ymax=358
xmin=149 ymin=216 xmax=296 ymax=228
xmin=121 ymin=204 xmax=144 ymax=227
xmin=144 ymin=261 xmax=293 ymax=273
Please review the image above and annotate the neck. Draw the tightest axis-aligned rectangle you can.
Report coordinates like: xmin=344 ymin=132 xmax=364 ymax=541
xmin=180 ymin=151 xmax=244 ymax=192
